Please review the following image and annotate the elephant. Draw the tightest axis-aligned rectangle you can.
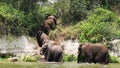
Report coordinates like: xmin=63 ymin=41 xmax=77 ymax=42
xmin=42 ymin=15 xmax=57 ymax=35
xmin=35 ymin=31 xmax=49 ymax=47
xmin=40 ymin=40 xmax=63 ymax=62
xmin=77 ymin=43 xmax=109 ymax=64
xmin=47 ymin=15 xmax=57 ymax=26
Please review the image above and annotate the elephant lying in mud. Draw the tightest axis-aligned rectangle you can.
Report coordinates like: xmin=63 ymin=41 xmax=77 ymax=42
xmin=35 ymin=31 xmax=49 ymax=47
xmin=78 ymin=43 xmax=109 ymax=64
xmin=40 ymin=40 xmax=63 ymax=62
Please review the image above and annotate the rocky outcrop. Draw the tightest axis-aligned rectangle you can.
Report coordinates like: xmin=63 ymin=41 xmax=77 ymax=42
xmin=0 ymin=35 xmax=38 ymax=57
xmin=109 ymin=39 xmax=120 ymax=57
xmin=63 ymin=39 xmax=79 ymax=56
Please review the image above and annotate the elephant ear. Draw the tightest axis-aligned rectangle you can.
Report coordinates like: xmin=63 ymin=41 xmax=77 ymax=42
xmin=79 ymin=43 xmax=83 ymax=48
xmin=35 ymin=31 xmax=43 ymax=37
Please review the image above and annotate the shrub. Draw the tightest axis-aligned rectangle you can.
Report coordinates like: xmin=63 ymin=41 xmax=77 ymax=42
xmin=63 ymin=54 xmax=77 ymax=62
xmin=50 ymin=8 xmax=120 ymax=43
xmin=78 ymin=8 xmax=120 ymax=43
xmin=108 ymin=55 xmax=120 ymax=63
xmin=23 ymin=55 xmax=37 ymax=62
xmin=0 ymin=3 xmax=25 ymax=35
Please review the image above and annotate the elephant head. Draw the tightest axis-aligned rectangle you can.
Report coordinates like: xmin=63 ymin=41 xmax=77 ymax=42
xmin=35 ymin=31 xmax=49 ymax=47
xmin=47 ymin=15 xmax=57 ymax=25
xmin=40 ymin=43 xmax=49 ymax=60
xmin=78 ymin=43 xmax=89 ymax=63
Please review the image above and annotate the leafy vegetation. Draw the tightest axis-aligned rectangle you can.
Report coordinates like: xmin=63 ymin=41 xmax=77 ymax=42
xmin=108 ymin=55 xmax=120 ymax=63
xmin=0 ymin=0 xmax=55 ymax=36
xmin=78 ymin=8 xmax=120 ymax=43
xmin=63 ymin=54 xmax=77 ymax=62
xmin=22 ymin=55 xmax=38 ymax=62
xmin=0 ymin=0 xmax=120 ymax=39
xmin=50 ymin=8 xmax=120 ymax=43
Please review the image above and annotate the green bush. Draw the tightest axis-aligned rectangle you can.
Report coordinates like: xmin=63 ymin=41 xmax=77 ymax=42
xmin=0 ymin=1 xmax=56 ymax=36
xmin=108 ymin=55 xmax=120 ymax=63
xmin=78 ymin=8 xmax=120 ymax=43
xmin=50 ymin=8 xmax=120 ymax=43
xmin=23 ymin=55 xmax=37 ymax=62
xmin=0 ymin=3 xmax=25 ymax=35
xmin=63 ymin=54 xmax=77 ymax=62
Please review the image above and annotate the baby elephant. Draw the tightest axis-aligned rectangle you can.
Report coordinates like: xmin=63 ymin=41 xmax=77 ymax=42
xmin=78 ymin=43 xmax=109 ymax=64
xmin=40 ymin=40 xmax=63 ymax=62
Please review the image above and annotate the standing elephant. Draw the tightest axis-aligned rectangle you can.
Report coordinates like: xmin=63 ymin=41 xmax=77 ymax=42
xmin=78 ymin=43 xmax=109 ymax=64
xmin=35 ymin=31 xmax=49 ymax=47
xmin=47 ymin=15 xmax=57 ymax=26
xmin=42 ymin=15 xmax=57 ymax=35
xmin=40 ymin=40 xmax=63 ymax=62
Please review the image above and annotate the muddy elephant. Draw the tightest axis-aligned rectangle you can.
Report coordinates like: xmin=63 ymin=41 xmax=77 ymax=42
xmin=42 ymin=15 xmax=57 ymax=35
xmin=40 ymin=40 xmax=63 ymax=62
xmin=35 ymin=31 xmax=49 ymax=47
xmin=78 ymin=43 xmax=109 ymax=64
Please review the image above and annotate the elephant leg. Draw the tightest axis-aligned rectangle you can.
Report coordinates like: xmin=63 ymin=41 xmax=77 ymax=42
xmin=77 ymin=54 xmax=80 ymax=63
xmin=95 ymin=51 xmax=105 ymax=63
xmin=105 ymin=52 xmax=109 ymax=64
xmin=87 ymin=55 xmax=93 ymax=63
xmin=54 ymin=52 xmax=62 ymax=62
xmin=86 ymin=53 xmax=93 ymax=63
xmin=46 ymin=51 xmax=52 ymax=61
xmin=101 ymin=52 xmax=109 ymax=64
xmin=58 ymin=53 xmax=63 ymax=62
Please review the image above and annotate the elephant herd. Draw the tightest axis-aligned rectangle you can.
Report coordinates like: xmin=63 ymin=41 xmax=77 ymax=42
xmin=35 ymin=15 xmax=63 ymax=62
xmin=35 ymin=15 xmax=109 ymax=64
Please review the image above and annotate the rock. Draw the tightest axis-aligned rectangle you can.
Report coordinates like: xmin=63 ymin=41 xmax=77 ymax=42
xmin=109 ymin=39 xmax=120 ymax=57
xmin=8 ymin=57 xmax=18 ymax=62
xmin=0 ymin=53 xmax=14 ymax=58
xmin=63 ymin=39 xmax=79 ymax=56
xmin=0 ymin=36 xmax=38 ymax=58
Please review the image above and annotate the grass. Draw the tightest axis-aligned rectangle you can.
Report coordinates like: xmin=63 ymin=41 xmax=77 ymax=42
xmin=108 ymin=55 xmax=120 ymax=63
xmin=63 ymin=54 xmax=77 ymax=62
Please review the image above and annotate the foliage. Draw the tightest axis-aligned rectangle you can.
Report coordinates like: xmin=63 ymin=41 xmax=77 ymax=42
xmin=0 ymin=3 xmax=25 ymax=35
xmin=108 ymin=55 xmax=120 ymax=63
xmin=50 ymin=8 xmax=120 ymax=43
xmin=0 ymin=0 xmax=120 ymax=37
xmin=23 ymin=55 xmax=37 ymax=62
xmin=63 ymin=54 xmax=77 ymax=62
xmin=54 ymin=0 xmax=71 ymax=24
xmin=0 ymin=53 xmax=14 ymax=62
xmin=78 ymin=8 xmax=120 ymax=43
xmin=0 ymin=0 xmax=23 ymax=10
xmin=70 ymin=0 xmax=90 ymax=22
xmin=0 ymin=0 xmax=56 ymax=36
